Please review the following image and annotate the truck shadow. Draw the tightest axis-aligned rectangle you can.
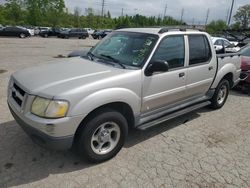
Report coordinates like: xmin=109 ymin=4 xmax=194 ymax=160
xmin=0 ymin=111 xmax=201 ymax=187
xmin=125 ymin=111 xmax=201 ymax=148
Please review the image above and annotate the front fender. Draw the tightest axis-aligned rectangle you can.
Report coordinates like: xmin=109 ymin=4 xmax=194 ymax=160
xmin=69 ymin=88 xmax=141 ymax=117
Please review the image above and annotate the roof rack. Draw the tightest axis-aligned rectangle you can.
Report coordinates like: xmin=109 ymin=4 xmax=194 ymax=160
xmin=158 ymin=26 xmax=203 ymax=34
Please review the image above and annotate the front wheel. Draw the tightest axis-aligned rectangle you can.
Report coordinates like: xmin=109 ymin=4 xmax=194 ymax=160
xmin=77 ymin=109 xmax=128 ymax=163
xmin=210 ymin=79 xmax=230 ymax=109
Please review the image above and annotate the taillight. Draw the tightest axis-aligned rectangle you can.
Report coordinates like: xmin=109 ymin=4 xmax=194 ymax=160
xmin=240 ymin=56 xmax=243 ymax=69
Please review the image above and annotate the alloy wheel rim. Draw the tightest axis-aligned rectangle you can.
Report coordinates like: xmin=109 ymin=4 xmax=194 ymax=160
xmin=91 ymin=122 xmax=120 ymax=155
xmin=217 ymin=85 xmax=227 ymax=105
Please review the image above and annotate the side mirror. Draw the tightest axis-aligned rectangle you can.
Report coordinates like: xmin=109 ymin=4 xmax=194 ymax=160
xmin=216 ymin=45 xmax=226 ymax=54
xmin=145 ymin=60 xmax=169 ymax=76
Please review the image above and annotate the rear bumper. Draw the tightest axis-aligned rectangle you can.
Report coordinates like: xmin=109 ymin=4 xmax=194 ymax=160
xmin=242 ymin=72 xmax=250 ymax=84
xmin=9 ymin=104 xmax=74 ymax=150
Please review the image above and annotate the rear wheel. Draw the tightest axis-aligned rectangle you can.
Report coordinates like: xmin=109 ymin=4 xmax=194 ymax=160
xmin=77 ymin=109 xmax=128 ymax=163
xmin=210 ymin=79 xmax=230 ymax=109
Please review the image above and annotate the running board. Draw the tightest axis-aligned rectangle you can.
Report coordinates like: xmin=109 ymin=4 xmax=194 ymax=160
xmin=137 ymin=101 xmax=211 ymax=130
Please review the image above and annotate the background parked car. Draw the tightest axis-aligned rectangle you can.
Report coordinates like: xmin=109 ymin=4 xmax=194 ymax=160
xmin=237 ymin=44 xmax=250 ymax=93
xmin=0 ymin=26 xmax=30 ymax=38
xmin=23 ymin=26 xmax=35 ymax=36
xmin=37 ymin=27 xmax=51 ymax=35
xmin=211 ymin=37 xmax=241 ymax=53
xmin=39 ymin=28 xmax=61 ymax=38
xmin=58 ymin=28 xmax=89 ymax=39
xmin=84 ymin=28 xmax=95 ymax=35
xmin=91 ymin=29 xmax=112 ymax=39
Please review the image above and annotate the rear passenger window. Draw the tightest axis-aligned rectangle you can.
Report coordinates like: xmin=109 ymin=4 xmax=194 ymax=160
xmin=188 ymin=35 xmax=211 ymax=65
xmin=152 ymin=36 xmax=185 ymax=69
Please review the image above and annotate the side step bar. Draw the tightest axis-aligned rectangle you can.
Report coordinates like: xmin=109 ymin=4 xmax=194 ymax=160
xmin=137 ymin=101 xmax=211 ymax=130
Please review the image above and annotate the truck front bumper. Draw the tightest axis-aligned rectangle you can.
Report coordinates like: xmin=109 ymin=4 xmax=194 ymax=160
xmin=9 ymin=105 xmax=74 ymax=150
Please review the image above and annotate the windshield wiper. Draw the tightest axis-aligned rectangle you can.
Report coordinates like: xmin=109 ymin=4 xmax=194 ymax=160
xmin=100 ymin=54 xmax=126 ymax=69
xmin=87 ymin=51 xmax=95 ymax=60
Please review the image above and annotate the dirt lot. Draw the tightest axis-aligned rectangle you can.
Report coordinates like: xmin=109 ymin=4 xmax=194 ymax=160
xmin=0 ymin=37 xmax=250 ymax=188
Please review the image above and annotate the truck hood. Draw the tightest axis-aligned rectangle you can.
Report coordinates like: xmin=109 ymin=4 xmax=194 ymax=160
xmin=12 ymin=57 xmax=127 ymax=98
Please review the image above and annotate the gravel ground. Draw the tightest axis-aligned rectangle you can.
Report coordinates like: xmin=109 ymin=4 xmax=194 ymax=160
xmin=0 ymin=37 xmax=250 ymax=188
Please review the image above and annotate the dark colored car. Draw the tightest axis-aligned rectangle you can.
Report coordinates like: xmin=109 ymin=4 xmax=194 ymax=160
xmin=39 ymin=28 xmax=61 ymax=38
xmin=91 ymin=30 xmax=112 ymax=39
xmin=235 ymin=44 xmax=250 ymax=93
xmin=239 ymin=45 xmax=250 ymax=90
xmin=0 ymin=26 xmax=30 ymax=38
xmin=58 ymin=28 xmax=89 ymax=39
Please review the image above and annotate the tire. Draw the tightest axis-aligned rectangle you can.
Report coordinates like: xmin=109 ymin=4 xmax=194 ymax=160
xmin=44 ymin=34 xmax=48 ymax=38
xmin=210 ymin=79 xmax=230 ymax=109
xmin=77 ymin=109 xmax=128 ymax=163
xmin=19 ymin=33 xmax=26 ymax=38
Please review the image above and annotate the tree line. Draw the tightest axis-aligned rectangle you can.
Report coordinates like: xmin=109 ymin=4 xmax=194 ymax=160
xmin=0 ymin=0 xmax=249 ymax=34
xmin=0 ymin=0 xmax=183 ymax=28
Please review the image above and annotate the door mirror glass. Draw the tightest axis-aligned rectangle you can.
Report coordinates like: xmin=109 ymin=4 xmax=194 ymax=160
xmin=145 ymin=60 xmax=169 ymax=76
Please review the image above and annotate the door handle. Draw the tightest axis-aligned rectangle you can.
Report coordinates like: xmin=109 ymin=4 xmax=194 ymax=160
xmin=179 ymin=72 xmax=185 ymax=77
xmin=209 ymin=66 xmax=213 ymax=71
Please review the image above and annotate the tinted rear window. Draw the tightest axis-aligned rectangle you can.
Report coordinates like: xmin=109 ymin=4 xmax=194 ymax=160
xmin=188 ymin=35 xmax=212 ymax=65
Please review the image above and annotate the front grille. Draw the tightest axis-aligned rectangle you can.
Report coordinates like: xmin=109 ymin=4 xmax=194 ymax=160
xmin=13 ymin=83 xmax=25 ymax=96
xmin=11 ymin=82 xmax=26 ymax=107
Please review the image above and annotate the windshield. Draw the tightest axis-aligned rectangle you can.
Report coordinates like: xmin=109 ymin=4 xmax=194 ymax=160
xmin=90 ymin=31 xmax=158 ymax=68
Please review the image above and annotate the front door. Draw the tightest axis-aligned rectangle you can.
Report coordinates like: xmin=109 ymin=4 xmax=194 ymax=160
xmin=142 ymin=35 xmax=188 ymax=113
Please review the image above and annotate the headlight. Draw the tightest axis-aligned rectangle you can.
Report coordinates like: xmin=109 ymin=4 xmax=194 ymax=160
xmin=31 ymin=96 xmax=69 ymax=118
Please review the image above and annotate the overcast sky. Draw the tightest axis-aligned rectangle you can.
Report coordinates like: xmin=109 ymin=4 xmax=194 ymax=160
xmin=64 ymin=0 xmax=249 ymax=24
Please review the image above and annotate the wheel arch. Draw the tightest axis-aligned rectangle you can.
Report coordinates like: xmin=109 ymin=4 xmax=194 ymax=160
xmin=212 ymin=66 xmax=235 ymax=89
xmin=73 ymin=101 xmax=135 ymax=146
xmin=222 ymin=72 xmax=234 ymax=88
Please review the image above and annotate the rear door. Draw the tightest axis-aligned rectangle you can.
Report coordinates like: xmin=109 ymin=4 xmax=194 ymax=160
xmin=186 ymin=34 xmax=217 ymax=98
xmin=70 ymin=29 xmax=77 ymax=37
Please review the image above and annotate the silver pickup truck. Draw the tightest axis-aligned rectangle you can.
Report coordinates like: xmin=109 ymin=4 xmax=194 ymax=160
xmin=8 ymin=27 xmax=242 ymax=162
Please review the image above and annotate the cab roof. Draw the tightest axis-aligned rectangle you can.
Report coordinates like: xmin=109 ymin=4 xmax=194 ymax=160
xmin=116 ymin=27 xmax=202 ymax=35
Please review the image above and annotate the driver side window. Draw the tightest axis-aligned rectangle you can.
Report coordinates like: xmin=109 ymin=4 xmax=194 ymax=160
xmin=152 ymin=36 xmax=185 ymax=69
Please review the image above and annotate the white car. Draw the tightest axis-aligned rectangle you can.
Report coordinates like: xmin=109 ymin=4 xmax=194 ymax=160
xmin=211 ymin=37 xmax=240 ymax=53
xmin=27 ymin=28 xmax=35 ymax=36
xmin=84 ymin=28 xmax=95 ymax=35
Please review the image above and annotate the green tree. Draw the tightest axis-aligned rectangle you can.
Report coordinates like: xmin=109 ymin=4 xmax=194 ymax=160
xmin=234 ymin=4 xmax=250 ymax=29
xmin=107 ymin=10 xmax=111 ymax=19
xmin=73 ymin=7 xmax=81 ymax=27
xmin=25 ymin=0 xmax=42 ymax=25
xmin=85 ymin=8 xmax=94 ymax=28
xmin=46 ymin=0 xmax=65 ymax=27
xmin=5 ymin=0 xmax=24 ymax=25
xmin=206 ymin=20 xmax=228 ymax=34
xmin=25 ymin=0 xmax=65 ymax=26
